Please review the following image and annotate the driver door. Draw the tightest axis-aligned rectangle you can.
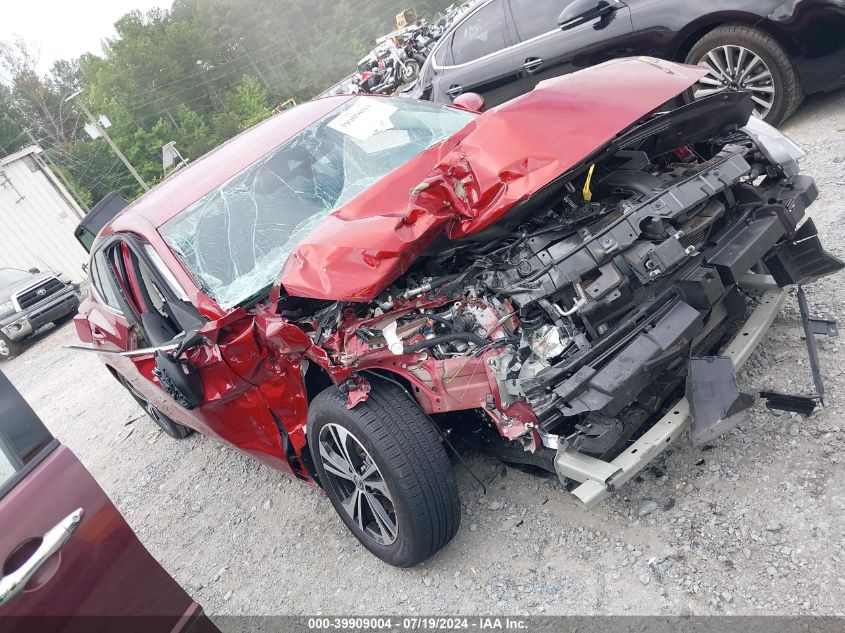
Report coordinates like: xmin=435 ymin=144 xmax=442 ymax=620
xmin=88 ymin=234 xmax=298 ymax=473
xmin=431 ymin=0 xmax=522 ymax=106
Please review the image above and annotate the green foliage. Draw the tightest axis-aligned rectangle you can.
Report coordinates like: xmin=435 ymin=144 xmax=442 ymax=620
xmin=212 ymin=75 xmax=271 ymax=139
xmin=0 ymin=41 xmax=82 ymax=149
xmin=0 ymin=85 xmax=27 ymax=155
xmin=1 ymin=0 xmax=458 ymax=203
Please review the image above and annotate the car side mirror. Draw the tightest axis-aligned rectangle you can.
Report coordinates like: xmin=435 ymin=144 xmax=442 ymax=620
xmin=558 ymin=0 xmax=615 ymax=31
xmin=452 ymin=92 xmax=485 ymax=113
xmin=153 ymin=351 xmax=204 ymax=409
xmin=28 ymin=267 xmax=40 ymax=274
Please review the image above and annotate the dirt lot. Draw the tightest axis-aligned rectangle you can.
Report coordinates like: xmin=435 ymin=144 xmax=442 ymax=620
xmin=5 ymin=88 xmax=845 ymax=621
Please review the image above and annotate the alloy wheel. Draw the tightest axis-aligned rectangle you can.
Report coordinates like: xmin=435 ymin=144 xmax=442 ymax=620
xmin=317 ymin=422 xmax=398 ymax=545
xmin=124 ymin=379 xmax=170 ymax=428
xmin=0 ymin=338 xmax=9 ymax=357
xmin=693 ymin=45 xmax=775 ymax=119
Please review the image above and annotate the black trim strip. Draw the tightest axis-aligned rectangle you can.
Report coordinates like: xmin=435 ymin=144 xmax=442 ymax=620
xmin=0 ymin=438 xmax=60 ymax=502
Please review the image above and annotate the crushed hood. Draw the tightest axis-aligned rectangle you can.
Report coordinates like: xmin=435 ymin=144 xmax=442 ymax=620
xmin=277 ymin=58 xmax=708 ymax=302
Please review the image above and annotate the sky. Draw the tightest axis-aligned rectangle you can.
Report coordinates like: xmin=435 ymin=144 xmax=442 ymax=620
xmin=2 ymin=0 xmax=173 ymax=74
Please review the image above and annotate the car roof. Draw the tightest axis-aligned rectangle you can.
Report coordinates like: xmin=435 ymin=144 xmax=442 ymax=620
xmin=104 ymin=95 xmax=353 ymax=232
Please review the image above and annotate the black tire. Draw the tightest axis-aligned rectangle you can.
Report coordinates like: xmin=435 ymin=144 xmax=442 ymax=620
xmin=307 ymin=383 xmax=460 ymax=567
xmin=0 ymin=332 xmax=24 ymax=361
xmin=685 ymin=25 xmax=803 ymax=125
xmin=117 ymin=374 xmax=193 ymax=439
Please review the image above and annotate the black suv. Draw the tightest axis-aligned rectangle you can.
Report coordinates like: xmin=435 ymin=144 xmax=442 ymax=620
xmin=0 ymin=267 xmax=81 ymax=359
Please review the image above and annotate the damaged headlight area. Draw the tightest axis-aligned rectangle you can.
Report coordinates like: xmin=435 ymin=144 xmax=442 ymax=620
xmin=285 ymin=94 xmax=842 ymax=505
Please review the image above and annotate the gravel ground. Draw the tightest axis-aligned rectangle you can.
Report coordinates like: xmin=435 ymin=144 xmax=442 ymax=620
xmin=4 ymin=88 xmax=845 ymax=622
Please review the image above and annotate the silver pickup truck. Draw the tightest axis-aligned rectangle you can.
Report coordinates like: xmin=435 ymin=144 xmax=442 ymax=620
xmin=0 ymin=267 xmax=81 ymax=359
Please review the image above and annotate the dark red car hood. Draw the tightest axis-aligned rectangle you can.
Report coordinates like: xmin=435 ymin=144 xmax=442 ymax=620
xmin=277 ymin=58 xmax=707 ymax=302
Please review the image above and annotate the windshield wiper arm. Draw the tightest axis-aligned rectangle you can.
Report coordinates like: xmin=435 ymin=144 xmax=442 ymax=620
xmin=237 ymin=284 xmax=273 ymax=309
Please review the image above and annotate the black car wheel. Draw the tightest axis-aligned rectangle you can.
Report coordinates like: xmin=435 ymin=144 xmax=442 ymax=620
xmin=307 ymin=383 xmax=460 ymax=567
xmin=686 ymin=25 xmax=803 ymax=124
xmin=0 ymin=333 xmax=24 ymax=361
xmin=118 ymin=374 xmax=193 ymax=439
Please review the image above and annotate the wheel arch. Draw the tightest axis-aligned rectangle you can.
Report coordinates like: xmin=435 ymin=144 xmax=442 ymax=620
xmin=358 ymin=369 xmax=425 ymax=409
xmin=103 ymin=362 xmax=123 ymax=383
xmin=299 ymin=364 xmax=422 ymax=485
xmin=671 ymin=15 xmax=791 ymax=63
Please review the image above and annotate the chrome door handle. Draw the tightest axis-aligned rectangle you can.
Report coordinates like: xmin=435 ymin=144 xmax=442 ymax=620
xmin=0 ymin=508 xmax=84 ymax=607
xmin=446 ymin=85 xmax=463 ymax=98
xmin=521 ymin=57 xmax=544 ymax=73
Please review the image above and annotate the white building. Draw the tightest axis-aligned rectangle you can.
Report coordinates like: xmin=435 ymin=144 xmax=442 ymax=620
xmin=0 ymin=145 xmax=88 ymax=282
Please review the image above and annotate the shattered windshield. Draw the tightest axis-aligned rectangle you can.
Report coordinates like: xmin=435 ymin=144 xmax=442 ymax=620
xmin=160 ymin=97 xmax=474 ymax=309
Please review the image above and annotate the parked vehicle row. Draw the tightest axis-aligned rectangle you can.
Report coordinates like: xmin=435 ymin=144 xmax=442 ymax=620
xmin=410 ymin=0 xmax=845 ymax=124
xmin=355 ymin=41 xmax=422 ymax=96
xmin=327 ymin=2 xmax=476 ymax=97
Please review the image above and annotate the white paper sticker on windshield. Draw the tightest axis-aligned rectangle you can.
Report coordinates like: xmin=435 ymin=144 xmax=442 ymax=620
xmin=327 ymin=98 xmax=398 ymax=141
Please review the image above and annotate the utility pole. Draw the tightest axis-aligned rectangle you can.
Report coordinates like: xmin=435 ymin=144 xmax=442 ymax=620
xmin=65 ymin=90 xmax=150 ymax=192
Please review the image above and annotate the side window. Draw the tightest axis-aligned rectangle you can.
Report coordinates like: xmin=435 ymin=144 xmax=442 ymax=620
xmin=509 ymin=0 xmax=569 ymax=41
xmin=0 ymin=371 xmax=54 ymax=497
xmin=89 ymin=250 xmax=123 ymax=311
xmin=433 ymin=37 xmax=450 ymax=66
xmin=450 ymin=1 xmax=509 ymax=65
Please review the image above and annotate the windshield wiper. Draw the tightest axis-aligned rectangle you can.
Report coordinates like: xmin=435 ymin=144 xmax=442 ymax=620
xmin=237 ymin=284 xmax=274 ymax=309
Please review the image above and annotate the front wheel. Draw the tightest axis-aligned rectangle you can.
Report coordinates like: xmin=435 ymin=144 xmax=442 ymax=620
xmin=685 ymin=25 xmax=803 ymax=124
xmin=307 ymin=383 xmax=460 ymax=567
xmin=0 ymin=333 xmax=24 ymax=361
xmin=117 ymin=374 xmax=193 ymax=439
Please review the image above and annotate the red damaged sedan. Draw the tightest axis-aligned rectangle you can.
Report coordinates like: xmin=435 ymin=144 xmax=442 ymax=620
xmin=74 ymin=58 xmax=842 ymax=566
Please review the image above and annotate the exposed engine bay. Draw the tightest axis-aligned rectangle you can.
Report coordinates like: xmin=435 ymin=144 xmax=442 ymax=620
xmin=281 ymin=93 xmax=843 ymax=492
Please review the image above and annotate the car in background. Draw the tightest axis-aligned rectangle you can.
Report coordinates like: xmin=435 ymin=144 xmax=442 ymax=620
xmin=0 ymin=371 xmax=218 ymax=632
xmin=411 ymin=0 xmax=845 ymax=124
xmin=0 ymin=267 xmax=81 ymax=360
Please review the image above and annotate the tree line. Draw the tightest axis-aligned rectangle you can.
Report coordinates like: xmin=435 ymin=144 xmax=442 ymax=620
xmin=0 ymin=0 xmax=456 ymax=207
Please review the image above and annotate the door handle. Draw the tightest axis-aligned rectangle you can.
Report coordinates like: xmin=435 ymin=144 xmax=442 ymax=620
xmin=520 ymin=57 xmax=544 ymax=73
xmin=0 ymin=508 xmax=84 ymax=607
xmin=446 ymin=84 xmax=463 ymax=98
